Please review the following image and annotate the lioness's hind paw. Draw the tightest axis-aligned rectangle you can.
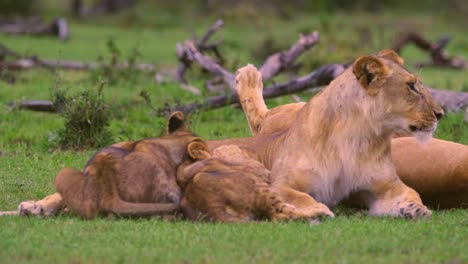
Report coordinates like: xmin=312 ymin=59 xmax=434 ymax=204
xmin=399 ymin=202 xmax=432 ymax=219
xmin=18 ymin=200 xmax=44 ymax=217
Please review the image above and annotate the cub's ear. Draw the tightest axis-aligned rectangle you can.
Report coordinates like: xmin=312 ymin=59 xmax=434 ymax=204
xmin=167 ymin=111 xmax=188 ymax=134
xmin=377 ymin=49 xmax=404 ymax=65
xmin=187 ymin=141 xmax=211 ymax=160
xmin=353 ymin=55 xmax=390 ymax=96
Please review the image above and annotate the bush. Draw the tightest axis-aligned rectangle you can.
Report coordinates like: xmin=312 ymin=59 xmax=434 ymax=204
xmin=52 ymin=83 xmax=113 ymax=150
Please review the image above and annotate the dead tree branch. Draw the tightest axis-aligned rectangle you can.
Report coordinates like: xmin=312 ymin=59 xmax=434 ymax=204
xmin=176 ymin=24 xmax=321 ymax=93
xmin=259 ymin=31 xmax=319 ymax=80
xmin=176 ymin=19 xmax=225 ymax=90
xmin=393 ymin=32 xmax=466 ymax=69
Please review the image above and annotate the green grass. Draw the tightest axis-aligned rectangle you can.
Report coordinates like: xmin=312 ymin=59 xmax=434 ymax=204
xmin=0 ymin=8 xmax=467 ymax=263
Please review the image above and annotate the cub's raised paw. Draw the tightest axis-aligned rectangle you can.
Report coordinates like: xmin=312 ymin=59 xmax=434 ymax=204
xmin=18 ymin=200 xmax=44 ymax=216
xmin=398 ymin=202 xmax=432 ymax=219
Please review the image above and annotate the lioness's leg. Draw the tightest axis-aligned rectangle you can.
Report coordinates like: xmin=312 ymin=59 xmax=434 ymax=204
xmin=368 ymin=178 xmax=431 ymax=219
xmin=18 ymin=192 xmax=64 ymax=217
xmin=277 ymin=184 xmax=335 ymax=218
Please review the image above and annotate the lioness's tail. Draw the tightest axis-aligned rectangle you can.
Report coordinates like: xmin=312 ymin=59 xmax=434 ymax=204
xmin=235 ymin=64 xmax=269 ymax=136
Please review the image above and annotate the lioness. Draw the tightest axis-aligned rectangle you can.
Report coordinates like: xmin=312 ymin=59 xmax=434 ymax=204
xmin=209 ymin=50 xmax=445 ymax=218
xmin=11 ymin=112 xmax=202 ymax=218
xmin=177 ymin=143 xmax=317 ymax=222
xmin=235 ymin=50 xmax=467 ymax=209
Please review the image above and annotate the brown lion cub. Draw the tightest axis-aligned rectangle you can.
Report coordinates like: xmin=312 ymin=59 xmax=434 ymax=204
xmin=176 ymin=143 xmax=318 ymax=222
xmin=18 ymin=112 xmax=203 ymax=219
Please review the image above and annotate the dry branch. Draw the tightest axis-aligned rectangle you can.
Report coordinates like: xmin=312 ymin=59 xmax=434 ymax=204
xmin=393 ymin=32 xmax=466 ymax=69
xmin=176 ymin=19 xmax=225 ymax=89
xmin=176 ymin=24 xmax=321 ymax=93
xmin=259 ymin=31 xmax=319 ymax=80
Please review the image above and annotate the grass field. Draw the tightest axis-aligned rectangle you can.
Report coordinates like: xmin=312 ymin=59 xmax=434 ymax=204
xmin=0 ymin=7 xmax=467 ymax=263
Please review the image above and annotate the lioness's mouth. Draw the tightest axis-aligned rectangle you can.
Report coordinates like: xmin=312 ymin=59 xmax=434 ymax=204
xmin=409 ymin=124 xmax=437 ymax=133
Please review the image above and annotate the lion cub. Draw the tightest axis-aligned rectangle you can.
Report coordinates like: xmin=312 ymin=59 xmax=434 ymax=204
xmin=176 ymin=143 xmax=319 ymax=222
xmin=14 ymin=112 xmax=203 ymax=219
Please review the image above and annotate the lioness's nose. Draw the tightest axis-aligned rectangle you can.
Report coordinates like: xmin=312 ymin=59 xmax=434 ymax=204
xmin=434 ymin=109 xmax=444 ymax=120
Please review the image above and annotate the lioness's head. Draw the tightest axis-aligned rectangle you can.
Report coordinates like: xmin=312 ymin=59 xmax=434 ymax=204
xmin=352 ymin=49 xmax=444 ymax=142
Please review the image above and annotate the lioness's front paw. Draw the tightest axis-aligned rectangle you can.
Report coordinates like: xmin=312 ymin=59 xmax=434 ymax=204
xmin=18 ymin=200 xmax=44 ymax=216
xmin=302 ymin=203 xmax=335 ymax=219
xmin=235 ymin=64 xmax=262 ymax=93
xmin=398 ymin=202 xmax=432 ymax=219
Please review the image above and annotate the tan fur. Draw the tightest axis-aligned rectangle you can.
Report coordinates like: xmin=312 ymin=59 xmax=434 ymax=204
xmin=177 ymin=143 xmax=325 ymax=222
xmin=234 ymin=51 xmax=466 ymax=210
xmin=210 ymin=50 xmax=447 ymax=218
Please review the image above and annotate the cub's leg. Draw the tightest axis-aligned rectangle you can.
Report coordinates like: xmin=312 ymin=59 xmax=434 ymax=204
xmin=277 ymin=184 xmax=335 ymax=218
xmin=18 ymin=192 xmax=64 ymax=217
xmin=235 ymin=64 xmax=268 ymax=135
xmin=368 ymin=178 xmax=432 ymax=219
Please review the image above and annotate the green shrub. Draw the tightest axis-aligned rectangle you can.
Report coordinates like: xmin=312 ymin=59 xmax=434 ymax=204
xmin=52 ymin=83 xmax=113 ymax=150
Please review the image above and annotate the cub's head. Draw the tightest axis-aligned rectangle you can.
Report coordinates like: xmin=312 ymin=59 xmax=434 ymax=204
xmin=352 ymin=49 xmax=444 ymax=142
xmin=165 ymin=111 xmax=207 ymax=164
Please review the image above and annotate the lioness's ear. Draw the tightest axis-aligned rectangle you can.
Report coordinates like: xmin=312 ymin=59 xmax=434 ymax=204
xmin=353 ymin=55 xmax=389 ymax=95
xmin=187 ymin=141 xmax=211 ymax=160
xmin=167 ymin=111 xmax=188 ymax=134
xmin=377 ymin=49 xmax=404 ymax=65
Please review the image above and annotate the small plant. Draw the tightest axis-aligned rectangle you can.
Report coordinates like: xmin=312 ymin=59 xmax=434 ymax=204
xmin=52 ymin=82 xmax=113 ymax=150
xmin=91 ymin=38 xmax=143 ymax=85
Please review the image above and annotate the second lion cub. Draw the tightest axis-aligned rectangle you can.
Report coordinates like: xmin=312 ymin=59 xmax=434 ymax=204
xmin=176 ymin=143 xmax=324 ymax=222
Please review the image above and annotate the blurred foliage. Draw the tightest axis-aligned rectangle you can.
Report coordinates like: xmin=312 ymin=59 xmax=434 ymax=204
xmin=90 ymin=37 xmax=143 ymax=86
xmin=13 ymin=0 xmax=466 ymax=23
xmin=0 ymin=0 xmax=36 ymax=15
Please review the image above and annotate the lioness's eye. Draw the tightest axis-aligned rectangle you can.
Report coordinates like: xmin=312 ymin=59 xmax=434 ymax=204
xmin=407 ymin=82 xmax=418 ymax=93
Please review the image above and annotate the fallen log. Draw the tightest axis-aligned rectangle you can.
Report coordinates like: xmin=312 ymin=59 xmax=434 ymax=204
xmin=0 ymin=44 xmax=156 ymax=72
xmin=163 ymin=64 xmax=468 ymax=115
xmin=164 ymin=63 xmax=345 ymax=114
xmin=428 ymin=88 xmax=468 ymax=113
xmin=0 ymin=18 xmax=69 ymax=41
xmin=10 ymin=100 xmax=57 ymax=113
